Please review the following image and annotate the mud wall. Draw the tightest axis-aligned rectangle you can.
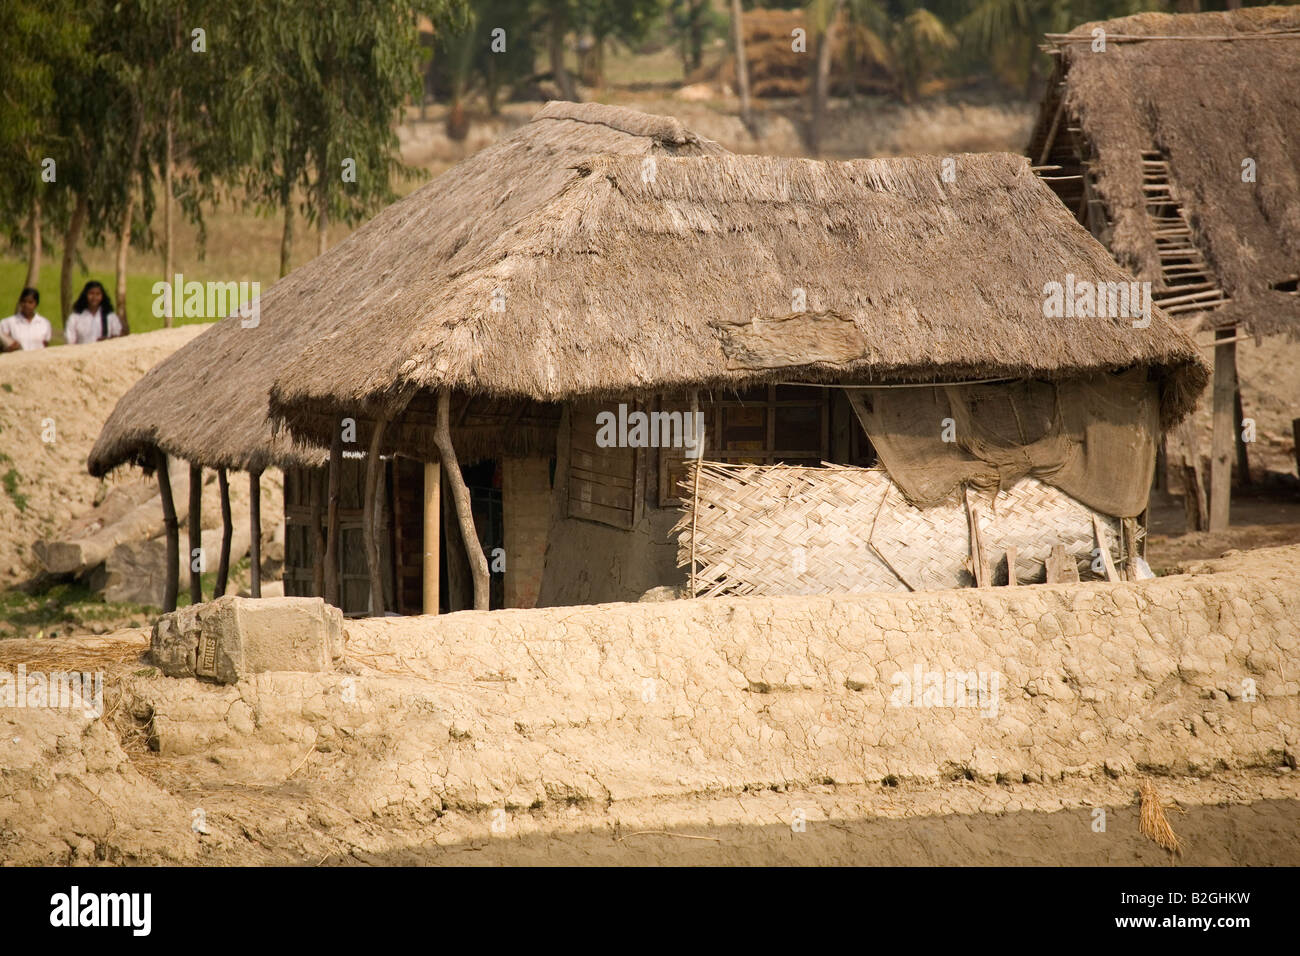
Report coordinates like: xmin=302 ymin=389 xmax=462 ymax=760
xmin=536 ymin=408 xmax=681 ymax=607
xmin=132 ymin=550 xmax=1300 ymax=812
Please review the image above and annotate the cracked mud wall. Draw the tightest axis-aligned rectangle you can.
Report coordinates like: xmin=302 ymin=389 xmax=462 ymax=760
xmin=132 ymin=550 xmax=1299 ymax=803
xmin=3 ymin=547 xmax=1298 ymax=864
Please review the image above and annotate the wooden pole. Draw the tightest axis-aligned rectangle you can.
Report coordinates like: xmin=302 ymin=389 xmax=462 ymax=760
xmin=423 ymin=459 xmax=441 ymax=615
xmin=434 ymin=388 xmax=490 ymax=611
xmin=1233 ymin=383 xmax=1251 ymax=486
xmin=1209 ymin=326 xmax=1236 ymax=532
xmin=188 ymin=462 xmax=202 ymax=604
xmin=215 ymin=468 xmax=232 ymax=597
xmin=363 ymin=417 xmax=388 ymax=615
xmin=324 ymin=426 xmax=342 ymax=607
xmin=156 ymin=450 xmax=179 ymax=612
xmin=249 ymin=469 xmax=262 ymax=598
xmin=310 ymin=468 xmax=325 ymax=597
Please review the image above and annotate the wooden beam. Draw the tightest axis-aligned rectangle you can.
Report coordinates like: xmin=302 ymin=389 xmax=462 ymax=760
xmin=1293 ymin=418 xmax=1300 ymax=480
xmin=1045 ymin=544 xmax=1079 ymax=584
xmin=363 ymin=418 xmax=388 ymax=616
xmin=423 ymin=459 xmax=440 ymax=615
xmin=324 ymin=425 xmax=342 ymax=607
xmin=1004 ymin=547 xmax=1018 ymax=586
xmin=1233 ymin=384 xmax=1251 ymax=487
xmin=964 ymin=487 xmax=990 ymax=587
xmin=310 ymin=468 xmax=325 ymax=597
xmin=1092 ymin=515 xmax=1120 ymax=582
xmin=155 ymin=450 xmax=179 ymax=612
xmin=215 ymin=468 xmax=232 ymax=597
xmin=1209 ymin=326 xmax=1236 ymax=533
xmin=1037 ymin=96 xmax=1067 ymax=166
xmin=188 ymin=462 xmax=202 ymax=605
xmin=249 ymin=469 xmax=262 ymax=598
xmin=434 ymin=388 xmax=490 ymax=611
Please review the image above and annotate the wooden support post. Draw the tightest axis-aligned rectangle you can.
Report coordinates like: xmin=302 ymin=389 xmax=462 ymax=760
xmin=1092 ymin=515 xmax=1120 ymax=582
xmin=310 ymin=469 xmax=325 ymax=597
xmin=363 ymin=418 xmax=388 ymax=616
xmin=249 ymin=469 xmax=262 ymax=598
xmin=216 ymin=468 xmax=232 ymax=597
xmin=1209 ymin=326 xmax=1236 ymax=533
xmin=434 ymin=388 xmax=490 ymax=611
xmin=1233 ymin=384 xmax=1251 ymax=487
xmin=1045 ymin=544 xmax=1079 ymax=584
xmin=188 ymin=462 xmax=202 ymax=605
xmin=156 ymin=450 xmax=179 ymax=612
xmin=324 ymin=425 xmax=342 ymax=607
xmin=1004 ymin=547 xmax=1017 ymax=586
xmin=964 ymin=487 xmax=990 ymax=587
xmin=423 ymin=459 xmax=440 ymax=615
xmin=1293 ymin=418 xmax=1300 ymax=479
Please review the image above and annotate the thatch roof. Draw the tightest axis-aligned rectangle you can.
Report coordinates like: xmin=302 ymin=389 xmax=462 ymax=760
xmin=88 ymin=102 xmax=724 ymax=476
xmin=268 ymin=148 xmax=1207 ymax=445
xmin=1031 ymin=7 xmax=1300 ymax=336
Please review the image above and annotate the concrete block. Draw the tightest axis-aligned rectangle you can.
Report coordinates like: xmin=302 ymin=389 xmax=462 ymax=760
xmin=151 ymin=596 xmax=343 ymax=684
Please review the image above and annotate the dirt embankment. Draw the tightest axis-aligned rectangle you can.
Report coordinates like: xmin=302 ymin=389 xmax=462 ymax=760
xmin=2 ymin=545 xmax=1297 ymax=865
xmin=0 ymin=328 xmax=205 ymax=586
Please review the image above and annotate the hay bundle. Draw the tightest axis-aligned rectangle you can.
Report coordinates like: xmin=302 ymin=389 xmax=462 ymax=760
xmin=1139 ymin=779 xmax=1183 ymax=854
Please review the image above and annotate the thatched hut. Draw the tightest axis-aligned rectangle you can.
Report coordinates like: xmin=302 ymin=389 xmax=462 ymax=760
xmin=92 ymin=102 xmax=1207 ymax=615
xmin=1025 ymin=6 xmax=1300 ymax=531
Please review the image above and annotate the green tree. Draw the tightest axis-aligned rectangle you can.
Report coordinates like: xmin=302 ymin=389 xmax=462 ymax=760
xmin=0 ymin=0 xmax=88 ymax=291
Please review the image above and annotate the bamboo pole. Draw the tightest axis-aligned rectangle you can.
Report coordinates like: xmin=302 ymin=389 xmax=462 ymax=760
xmin=249 ymin=469 xmax=262 ymax=597
xmin=434 ymin=388 xmax=490 ymax=611
xmin=363 ymin=418 xmax=388 ymax=616
xmin=1209 ymin=326 xmax=1236 ymax=533
xmin=423 ymin=459 xmax=441 ymax=615
xmin=324 ymin=425 xmax=342 ymax=607
xmin=215 ymin=469 xmax=232 ymax=597
xmin=156 ymin=450 xmax=179 ymax=612
xmin=689 ymin=389 xmax=704 ymax=598
xmin=310 ymin=468 xmax=325 ymax=597
xmin=188 ymin=462 xmax=202 ymax=604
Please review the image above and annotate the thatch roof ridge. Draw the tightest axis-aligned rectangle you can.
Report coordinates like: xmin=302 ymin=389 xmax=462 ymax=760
xmin=1059 ymin=6 xmax=1300 ymax=40
xmin=88 ymin=102 xmax=724 ymax=476
xmin=1034 ymin=6 xmax=1300 ymax=338
xmin=268 ymin=149 xmax=1208 ymax=443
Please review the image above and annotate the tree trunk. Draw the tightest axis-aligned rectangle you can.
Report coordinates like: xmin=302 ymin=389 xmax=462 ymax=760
xmin=549 ymin=7 xmax=577 ymax=102
xmin=114 ymin=101 xmax=146 ymax=334
xmin=730 ymin=0 xmax=752 ymax=131
xmin=689 ymin=0 xmax=706 ymax=71
xmin=316 ymin=158 xmax=329 ymax=258
xmin=115 ymin=188 xmax=136 ymax=332
xmin=434 ymin=388 xmax=490 ymax=610
xmin=279 ymin=181 xmax=294 ymax=278
xmin=24 ymin=198 xmax=41 ymax=288
xmin=811 ymin=0 xmax=843 ymax=155
xmin=60 ymin=194 xmax=88 ymax=325
xmin=162 ymin=93 xmax=177 ymax=328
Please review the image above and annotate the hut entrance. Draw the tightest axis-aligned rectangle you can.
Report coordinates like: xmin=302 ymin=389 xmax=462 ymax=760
xmin=390 ymin=457 xmax=504 ymax=614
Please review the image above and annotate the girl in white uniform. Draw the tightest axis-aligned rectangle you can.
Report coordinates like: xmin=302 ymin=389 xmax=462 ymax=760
xmin=65 ymin=281 xmax=128 ymax=344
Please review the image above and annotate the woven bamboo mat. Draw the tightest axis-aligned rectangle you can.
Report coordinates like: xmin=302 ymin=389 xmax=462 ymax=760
xmin=673 ymin=462 xmax=1119 ymax=597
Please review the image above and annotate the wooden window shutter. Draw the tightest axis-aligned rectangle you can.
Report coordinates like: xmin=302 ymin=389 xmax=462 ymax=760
xmin=568 ymin=401 xmax=643 ymax=530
